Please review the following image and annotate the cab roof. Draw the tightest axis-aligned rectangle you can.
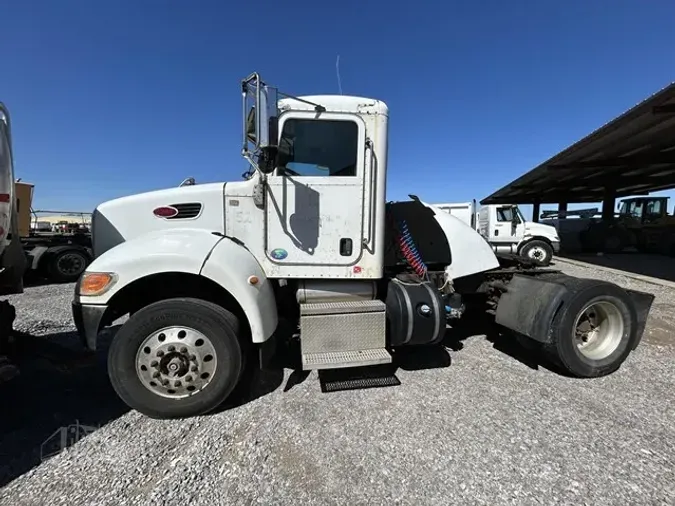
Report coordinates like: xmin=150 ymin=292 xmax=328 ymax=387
xmin=279 ymin=95 xmax=389 ymax=116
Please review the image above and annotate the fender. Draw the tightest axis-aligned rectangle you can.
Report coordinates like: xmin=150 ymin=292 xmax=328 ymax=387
xmin=419 ymin=200 xmax=500 ymax=278
xmin=78 ymin=228 xmax=278 ymax=344
xmin=79 ymin=228 xmax=223 ymax=305
xmin=517 ymin=235 xmax=560 ymax=254
xmin=200 ymin=238 xmax=278 ymax=344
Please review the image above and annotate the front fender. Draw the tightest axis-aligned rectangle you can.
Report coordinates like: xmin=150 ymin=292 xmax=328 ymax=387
xmin=200 ymin=239 xmax=278 ymax=344
xmin=419 ymin=200 xmax=500 ymax=279
xmin=79 ymin=228 xmax=223 ymax=305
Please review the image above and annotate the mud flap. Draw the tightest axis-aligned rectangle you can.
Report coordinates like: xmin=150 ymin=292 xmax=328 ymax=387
xmin=494 ymin=274 xmax=570 ymax=343
xmin=495 ymin=274 xmax=654 ymax=349
xmin=623 ymin=289 xmax=655 ymax=350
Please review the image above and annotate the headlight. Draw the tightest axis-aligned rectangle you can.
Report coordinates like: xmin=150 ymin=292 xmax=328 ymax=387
xmin=78 ymin=272 xmax=117 ymax=296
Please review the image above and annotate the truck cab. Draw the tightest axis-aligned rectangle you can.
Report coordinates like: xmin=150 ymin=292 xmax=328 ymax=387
xmin=478 ymin=203 xmax=560 ymax=265
xmin=617 ymin=196 xmax=672 ymax=225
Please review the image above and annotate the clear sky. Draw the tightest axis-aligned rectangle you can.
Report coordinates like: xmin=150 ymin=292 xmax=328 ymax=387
xmin=3 ymin=0 xmax=675 ymax=217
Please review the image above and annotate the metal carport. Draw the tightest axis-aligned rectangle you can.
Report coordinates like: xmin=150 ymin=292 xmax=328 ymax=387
xmin=481 ymin=82 xmax=675 ymax=222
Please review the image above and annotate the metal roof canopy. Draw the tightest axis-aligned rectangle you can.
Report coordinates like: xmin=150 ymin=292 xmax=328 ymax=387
xmin=481 ymin=82 xmax=675 ymax=205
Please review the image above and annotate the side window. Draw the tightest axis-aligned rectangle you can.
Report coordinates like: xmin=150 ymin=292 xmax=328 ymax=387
xmin=629 ymin=201 xmax=643 ymax=219
xmin=646 ymin=200 xmax=661 ymax=215
xmin=277 ymin=118 xmax=358 ymax=177
xmin=496 ymin=207 xmax=514 ymax=222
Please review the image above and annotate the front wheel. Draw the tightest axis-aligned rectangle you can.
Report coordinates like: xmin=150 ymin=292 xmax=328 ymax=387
xmin=520 ymin=240 xmax=553 ymax=266
xmin=107 ymin=298 xmax=244 ymax=419
xmin=544 ymin=281 xmax=637 ymax=377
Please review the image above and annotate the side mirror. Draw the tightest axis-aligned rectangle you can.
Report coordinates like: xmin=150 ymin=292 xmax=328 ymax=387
xmin=242 ymin=74 xmax=278 ymax=150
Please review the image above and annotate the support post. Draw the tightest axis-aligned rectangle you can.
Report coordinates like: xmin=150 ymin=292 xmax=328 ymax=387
xmin=601 ymin=187 xmax=616 ymax=222
xmin=532 ymin=202 xmax=540 ymax=222
xmin=558 ymin=202 xmax=568 ymax=219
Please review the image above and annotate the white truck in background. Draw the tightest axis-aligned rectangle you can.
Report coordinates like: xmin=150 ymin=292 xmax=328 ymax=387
xmin=435 ymin=201 xmax=560 ymax=266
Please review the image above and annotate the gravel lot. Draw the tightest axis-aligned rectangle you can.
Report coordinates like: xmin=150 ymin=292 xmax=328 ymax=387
xmin=1 ymin=261 xmax=674 ymax=505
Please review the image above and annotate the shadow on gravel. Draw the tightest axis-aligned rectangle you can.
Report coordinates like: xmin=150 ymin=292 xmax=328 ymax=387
xmin=0 ymin=327 xmax=128 ymax=488
xmin=443 ymin=308 xmax=563 ymax=375
xmin=312 ymin=343 xmax=453 ymax=394
xmin=216 ymin=366 xmax=285 ymax=413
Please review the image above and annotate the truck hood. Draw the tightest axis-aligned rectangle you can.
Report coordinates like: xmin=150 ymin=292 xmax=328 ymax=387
xmin=524 ymin=221 xmax=559 ymax=239
xmin=92 ymin=182 xmax=226 ymax=257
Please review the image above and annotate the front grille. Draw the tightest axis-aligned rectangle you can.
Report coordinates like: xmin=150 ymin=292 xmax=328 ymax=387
xmin=167 ymin=203 xmax=202 ymax=220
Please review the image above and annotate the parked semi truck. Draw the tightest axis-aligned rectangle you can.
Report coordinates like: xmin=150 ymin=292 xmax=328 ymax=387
xmin=16 ymin=183 xmax=93 ymax=283
xmin=72 ymin=73 xmax=652 ymax=419
xmin=435 ymin=201 xmax=560 ymax=265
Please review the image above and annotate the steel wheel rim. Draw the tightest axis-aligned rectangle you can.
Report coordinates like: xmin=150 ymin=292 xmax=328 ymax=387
xmin=57 ymin=253 xmax=85 ymax=275
xmin=528 ymin=246 xmax=547 ymax=261
xmin=135 ymin=326 xmax=218 ymax=399
xmin=573 ymin=301 xmax=624 ymax=360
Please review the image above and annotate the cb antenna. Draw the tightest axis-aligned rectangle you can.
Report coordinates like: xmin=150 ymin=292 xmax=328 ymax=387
xmin=336 ymin=55 xmax=343 ymax=95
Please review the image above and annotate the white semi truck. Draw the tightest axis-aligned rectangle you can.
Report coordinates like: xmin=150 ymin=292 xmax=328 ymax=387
xmin=435 ymin=201 xmax=560 ymax=266
xmin=72 ymin=73 xmax=652 ymax=419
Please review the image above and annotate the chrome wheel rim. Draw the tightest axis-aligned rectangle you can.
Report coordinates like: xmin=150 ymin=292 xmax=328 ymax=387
xmin=527 ymin=246 xmax=547 ymax=261
xmin=573 ymin=301 xmax=624 ymax=360
xmin=135 ymin=326 xmax=218 ymax=399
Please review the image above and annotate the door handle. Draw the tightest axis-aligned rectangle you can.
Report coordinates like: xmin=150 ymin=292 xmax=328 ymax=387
xmin=340 ymin=238 xmax=353 ymax=256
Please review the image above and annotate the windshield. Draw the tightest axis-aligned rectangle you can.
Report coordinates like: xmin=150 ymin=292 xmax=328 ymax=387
xmin=514 ymin=206 xmax=526 ymax=223
xmin=496 ymin=205 xmax=524 ymax=223
xmin=619 ymin=200 xmax=643 ymax=219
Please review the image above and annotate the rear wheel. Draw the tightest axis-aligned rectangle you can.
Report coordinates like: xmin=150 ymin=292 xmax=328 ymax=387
xmin=107 ymin=297 xmax=244 ymax=419
xmin=520 ymin=240 xmax=553 ymax=266
xmin=544 ymin=281 xmax=636 ymax=377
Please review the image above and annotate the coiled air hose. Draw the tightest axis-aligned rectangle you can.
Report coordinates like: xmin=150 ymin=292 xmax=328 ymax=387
xmin=396 ymin=220 xmax=428 ymax=279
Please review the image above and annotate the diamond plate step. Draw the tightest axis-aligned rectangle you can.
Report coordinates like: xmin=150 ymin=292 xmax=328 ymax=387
xmin=300 ymin=299 xmax=386 ymax=316
xmin=302 ymin=349 xmax=392 ymax=370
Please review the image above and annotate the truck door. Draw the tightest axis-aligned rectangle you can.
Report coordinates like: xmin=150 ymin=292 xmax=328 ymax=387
xmin=492 ymin=205 xmax=520 ymax=244
xmin=264 ymin=112 xmax=367 ymax=267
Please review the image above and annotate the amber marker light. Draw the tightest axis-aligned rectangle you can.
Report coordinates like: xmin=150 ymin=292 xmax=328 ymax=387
xmin=79 ymin=272 xmax=117 ymax=296
xmin=247 ymin=275 xmax=259 ymax=285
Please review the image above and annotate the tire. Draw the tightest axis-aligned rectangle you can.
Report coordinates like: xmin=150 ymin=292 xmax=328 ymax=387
xmin=47 ymin=248 xmax=90 ymax=283
xmin=544 ymin=280 xmax=637 ymax=378
xmin=107 ymin=297 xmax=244 ymax=419
xmin=520 ymin=240 xmax=553 ymax=266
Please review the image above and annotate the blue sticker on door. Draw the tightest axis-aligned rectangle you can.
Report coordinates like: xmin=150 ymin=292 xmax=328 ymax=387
xmin=270 ymin=248 xmax=288 ymax=260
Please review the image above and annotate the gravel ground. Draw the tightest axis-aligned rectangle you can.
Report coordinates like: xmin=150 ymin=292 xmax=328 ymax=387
xmin=1 ymin=261 xmax=674 ymax=505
